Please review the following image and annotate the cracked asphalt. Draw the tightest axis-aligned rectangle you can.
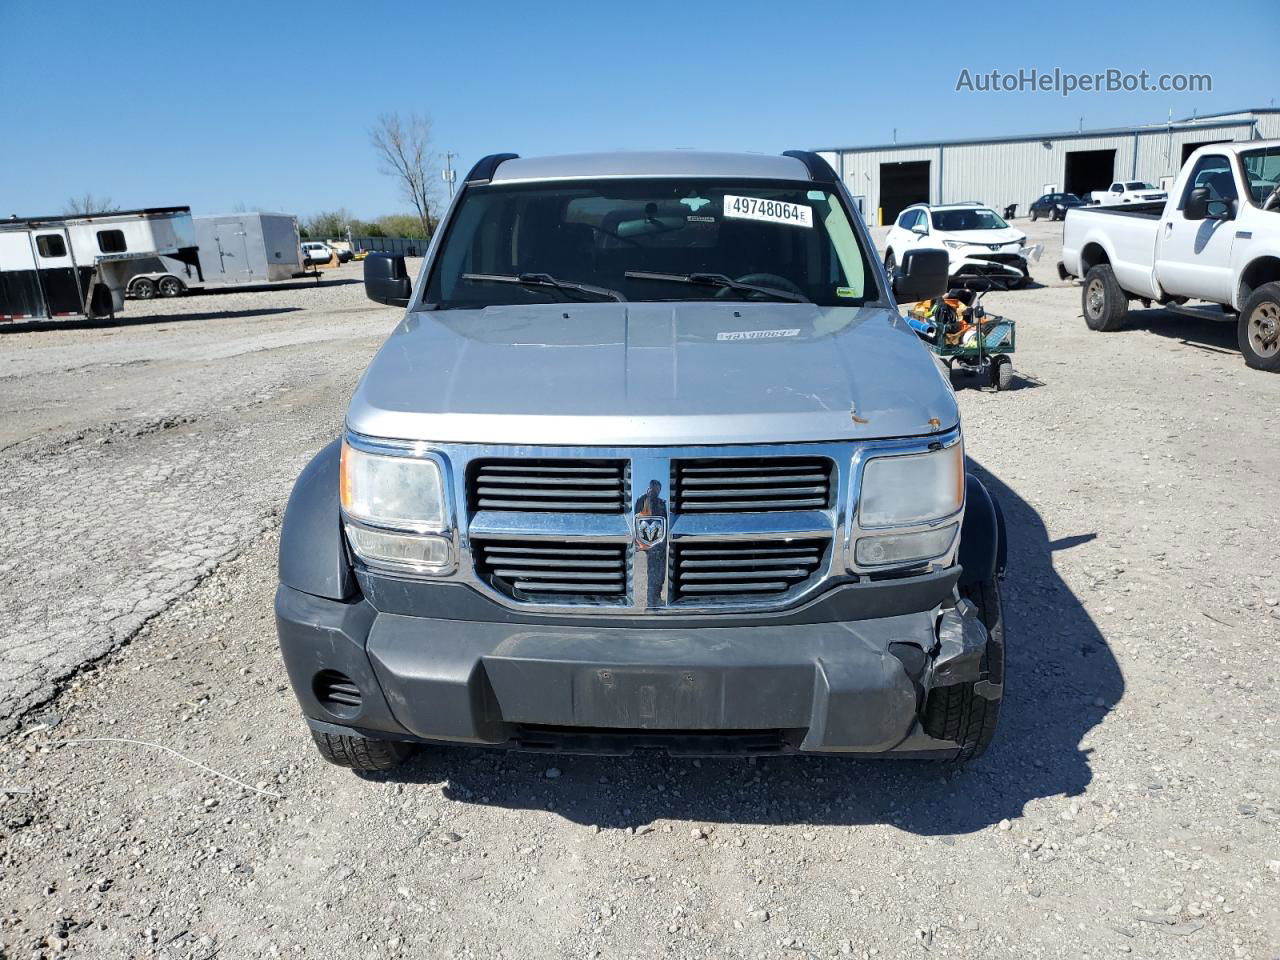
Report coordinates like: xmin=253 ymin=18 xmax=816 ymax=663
xmin=0 ymin=232 xmax=1277 ymax=960
xmin=0 ymin=268 xmax=404 ymax=732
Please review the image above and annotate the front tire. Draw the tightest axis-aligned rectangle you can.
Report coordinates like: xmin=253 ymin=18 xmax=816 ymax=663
xmin=883 ymin=250 xmax=896 ymax=276
xmin=310 ymin=729 xmax=414 ymax=771
xmin=1030 ymin=210 xmax=1039 ymax=222
xmin=923 ymin=580 xmax=1005 ymax=763
xmin=1238 ymin=282 xmax=1280 ymax=372
xmin=1081 ymin=264 xmax=1128 ymax=331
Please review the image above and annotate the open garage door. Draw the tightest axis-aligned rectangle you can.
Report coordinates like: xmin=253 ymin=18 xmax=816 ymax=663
xmin=1064 ymin=149 xmax=1115 ymax=199
xmin=879 ymin=161 xmax=930 ymax=224
xmin=1182 ymin=139 xmax=1232 ymax=165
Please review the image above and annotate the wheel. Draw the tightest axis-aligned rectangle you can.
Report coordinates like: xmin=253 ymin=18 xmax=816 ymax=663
xmin=1010 ymin=268 xmax=1030 ymax=290
xmin=923 ymin=580 xmax=1005 ymax=763
xmin=991 ymin=357 xmax=1014 ymax=391
xmin=883 ymin=250 xmax=896 ymax=275
xmin=1081 ymin=264 xmax=1128 ymax=332
xmin=131 ymin=277 xmax=156 ymax=300
xmin=1238 ymin=282 xmax=1280 ymax=372
xmin=310 ymin=729 xmax=414 ymax=771
xmin=1030 ymin=210 xmax=1039 ymax=222
xmin=157 ymin=275 xmax=184 ymax=298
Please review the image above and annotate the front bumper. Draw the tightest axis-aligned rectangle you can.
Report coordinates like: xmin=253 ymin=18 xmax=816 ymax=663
xmin=275 ymin=577 xmax=991 ymax=757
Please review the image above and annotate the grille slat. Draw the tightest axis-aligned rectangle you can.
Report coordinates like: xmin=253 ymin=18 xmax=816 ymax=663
xmin=475 ymin=540 xmax=628 ymax=603
xmin=671 ymin=539 xmax=827 ymax=603
xmin=673 ymin=457 xmax=833 ymax=513
xmin=470 ymin=459 xmax=626 ymax=513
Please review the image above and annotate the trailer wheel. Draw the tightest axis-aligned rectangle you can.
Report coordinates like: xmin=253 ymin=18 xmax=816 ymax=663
xmin=1081 ymin=264 xmax=1128 ymax=332
xmin=1238 ymin=282 xmax=1280 ymax=372
xmin=131 ymin=277 xmax=156 ymax=300
xmin=991 ymin=356 xmax=1014 ymax=391
xmin=157 ymin=276 xmax=184 ymax=298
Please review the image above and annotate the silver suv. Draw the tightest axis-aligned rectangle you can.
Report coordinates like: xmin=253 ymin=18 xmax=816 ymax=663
xmin=275 ymin=150 xmax=1006 ymax=770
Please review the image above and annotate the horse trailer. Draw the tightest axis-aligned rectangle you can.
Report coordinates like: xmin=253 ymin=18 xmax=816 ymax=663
xmin=124 ymin=213 xmax=304 ymax=298
xmin=0 ymin=207 xmax=197 ymax=322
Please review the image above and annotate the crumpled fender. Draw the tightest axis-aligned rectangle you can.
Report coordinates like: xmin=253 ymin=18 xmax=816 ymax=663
xmin=958 ymin=474 xmax=1005 ymax=586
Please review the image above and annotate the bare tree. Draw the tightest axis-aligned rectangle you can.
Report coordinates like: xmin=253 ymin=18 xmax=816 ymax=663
xmin=64 ymin=193 xmax=118 ymax=215
xmin=370 ymin=113 xmax=440 ymax=238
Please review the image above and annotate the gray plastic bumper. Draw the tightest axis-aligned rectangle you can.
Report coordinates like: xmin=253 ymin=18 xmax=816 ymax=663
xmin=275 ymin=583 xmax=989 ymax=755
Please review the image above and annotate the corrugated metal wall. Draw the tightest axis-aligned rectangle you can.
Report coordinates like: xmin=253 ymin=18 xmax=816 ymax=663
xmin=822 ymin=113 xmax=1273 ymax=226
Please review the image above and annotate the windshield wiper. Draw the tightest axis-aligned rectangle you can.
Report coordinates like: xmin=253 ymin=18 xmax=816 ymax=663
xmin=624 ymin=271 xmax=809 ymax=303
xmin=461 ymin=272 xmax=624 ymax=302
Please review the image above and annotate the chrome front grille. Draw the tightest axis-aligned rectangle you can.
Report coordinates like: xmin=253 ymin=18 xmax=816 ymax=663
xmin=474 ymin=540 xmax=628 ymax=603
xmin=468 ymin=459 xmax=627 ymax=513
xmin=670 ymin=539 xmax=828 ymax=602
xmin=672 ymin=456 xmax=833 ymax=512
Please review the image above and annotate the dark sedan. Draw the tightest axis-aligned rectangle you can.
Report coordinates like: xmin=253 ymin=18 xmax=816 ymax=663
xmin=1029 ymin=193 xmax=1085 ymax=221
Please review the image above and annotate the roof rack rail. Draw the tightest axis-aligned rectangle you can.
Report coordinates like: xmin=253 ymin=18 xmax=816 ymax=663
xmin=781 ymin=150 xmax=838 ymax=185
xmin=464 ymin=153 xmax=519 ymax=185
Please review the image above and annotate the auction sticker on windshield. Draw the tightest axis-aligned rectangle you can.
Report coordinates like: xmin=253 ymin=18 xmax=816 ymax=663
xmin=723 ymin=195 xmax=813 ymax=228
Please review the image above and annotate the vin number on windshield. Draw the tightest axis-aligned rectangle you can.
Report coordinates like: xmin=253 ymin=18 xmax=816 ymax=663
xmin=723 ymin=195 xmax=813 ymax=228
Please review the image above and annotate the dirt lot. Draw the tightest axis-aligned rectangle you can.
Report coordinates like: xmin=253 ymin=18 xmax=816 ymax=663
xmin=1 ymin=228 xmax=1278 ymax=960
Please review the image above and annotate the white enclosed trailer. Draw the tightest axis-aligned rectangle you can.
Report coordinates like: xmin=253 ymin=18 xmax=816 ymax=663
xmin=124 ymin=212 xmax=304 ymax=298
xmin=0 ymin=207 xmax=197 ymax=322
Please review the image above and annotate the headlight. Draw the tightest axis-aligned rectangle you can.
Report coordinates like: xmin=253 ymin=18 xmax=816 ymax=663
xmin=858 ymin=444 xmax=964 ymax=528
xmin=854 ymin=443 xmax=964 ymax=570
xmin=942 ymin=239 xmax=967 ymax=249
xmin=340 ymin=441 xmax=453 ymax=573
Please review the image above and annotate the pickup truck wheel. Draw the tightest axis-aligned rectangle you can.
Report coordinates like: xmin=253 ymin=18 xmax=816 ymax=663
xmin=883 ymin=251 xmax=896 ymax=275
xmin=923 ymin=579 xmax=1005 ymax=763
xmin=131 ymin=278 xmax=156 ymax=300
xmin=1082 ymin=264 xmax=1128 ymax=332
xmin=1238 ymin=283 xmax=1280 ymax=371
xmin=310 ymin=729 xmax=414 ymax=771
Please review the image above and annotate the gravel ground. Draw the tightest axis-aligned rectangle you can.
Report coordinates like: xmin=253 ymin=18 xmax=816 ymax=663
xmin=1 ymin=231 xmax=1278 ymax=960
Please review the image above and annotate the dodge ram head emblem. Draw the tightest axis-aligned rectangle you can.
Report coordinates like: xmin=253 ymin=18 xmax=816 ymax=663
xmin=634 ymin=515 xmax=667 ymax=550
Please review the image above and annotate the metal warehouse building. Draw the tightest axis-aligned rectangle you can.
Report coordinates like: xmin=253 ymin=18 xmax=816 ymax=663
xmin=816 ymin=108 xmax=1280 ymax=226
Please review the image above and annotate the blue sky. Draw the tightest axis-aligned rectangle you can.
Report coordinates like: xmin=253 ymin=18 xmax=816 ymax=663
xmin=1 ymin=0 xmax=1275 ymax=220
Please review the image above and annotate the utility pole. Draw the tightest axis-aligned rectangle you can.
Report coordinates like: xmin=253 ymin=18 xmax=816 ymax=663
xmin=442 ymin=152 xmax=457 ymax=199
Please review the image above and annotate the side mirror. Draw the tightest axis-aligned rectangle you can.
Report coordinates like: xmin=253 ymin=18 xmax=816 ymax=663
xmin=911 ymin=222 xmax=928 ymax=236
xmin=1185 ymin=187 xmax=1234 ymax=222
xmin=364 ymin=253 xmax=412 ymax=306
xmin=892 ymin=248 xmax=949 ymax=304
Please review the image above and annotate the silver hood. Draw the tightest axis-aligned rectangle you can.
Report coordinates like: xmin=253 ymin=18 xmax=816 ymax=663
xmin=346 ymin=302 xmax=958 ymax=446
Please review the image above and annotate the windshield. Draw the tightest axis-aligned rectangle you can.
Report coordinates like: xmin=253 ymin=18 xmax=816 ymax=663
xmin=423 ymin=178 xmax=877 ymax=308
xmin=930 ymin=208 xmax=1008 ymax=231
xmin=1125 ymin=182 xmax=1156 ymax=191
xmin=1241 ymin=146 xmax=1280 ymax=208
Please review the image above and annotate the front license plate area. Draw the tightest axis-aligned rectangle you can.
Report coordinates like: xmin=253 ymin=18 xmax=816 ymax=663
xmin=573 ymin=666 xmax=722 ymax=729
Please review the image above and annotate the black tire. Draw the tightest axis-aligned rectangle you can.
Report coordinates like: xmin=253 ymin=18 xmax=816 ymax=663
xmin=883 ymin=250 xmax=896 ymax=276
xmin=1081 ymin=264 xmax=1128 ymax=332
xmin=310 ymin=729 xmax=413 ymax=771
xmin=923 ymin=580 xmax=1005 ymax=763
xmin=131 ymin=277 xmax=156 ymax=300
xmin=1030 ymin=210 xmax=1039 ymax=222
xmin=157 ymin=276 xmax=184 ymax=298
xmin=1238 ymin=282 xmax=1280 ymax=372
xmin=991 ymin=357 xmax=1014 ymax=391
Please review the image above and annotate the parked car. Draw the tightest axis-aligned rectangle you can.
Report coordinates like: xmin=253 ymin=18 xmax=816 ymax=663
xmin=274 ymin=150 xmax=1008 ymax=771
xmin=1029 ymin=193 xmax=1085 ymax=221
xmin=301 ymin=241 xmax=334 ymax=266
xmin=1093 ymin=181 xmax=1168 ymax=206
xmin=1060 ymin=140 xmax=1280 ymax=370
xmin=884 ymin=202 xmax=1039 ymax=287
xmin=334 ymin=246 xmax=355 ymax=264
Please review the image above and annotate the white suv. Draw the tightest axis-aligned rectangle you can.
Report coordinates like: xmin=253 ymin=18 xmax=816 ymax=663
xmin=884 ymin=203 xmax=1038 ymax=288
xmin=301 ymin=241 xmax=334 ymax=266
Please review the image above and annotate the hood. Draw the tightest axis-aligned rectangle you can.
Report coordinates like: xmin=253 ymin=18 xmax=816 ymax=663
xmin=944 ymin=228 xmax=1023 ymax=247
xmin=346 ymin=302 xmax=958 ymax=446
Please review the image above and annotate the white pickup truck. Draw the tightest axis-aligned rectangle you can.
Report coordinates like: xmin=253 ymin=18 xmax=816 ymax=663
xmin=1061 ymin=140 xmax=1280 ymax=370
